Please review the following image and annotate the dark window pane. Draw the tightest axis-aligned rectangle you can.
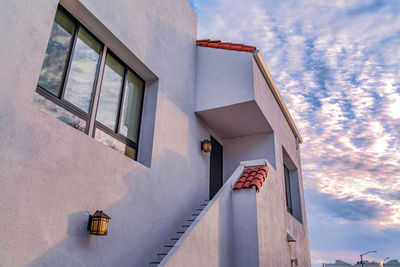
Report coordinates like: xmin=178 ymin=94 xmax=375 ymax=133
xmin=63 ymin=28 xmax=101 ymax=112
xmin=95 ymin=128 xmax=136 ymax=159
xmin=120 ymin=71 xmax=144 ymax=142
xmin=96 ymin=54 xmax=124 ymax=131
xmin=38 ymin=10 xmax=76 ymax=96
xmin=33 ymin=93 xmax=86 ymax=132
xmin=284 ymin=165 xmax=292 ymax=214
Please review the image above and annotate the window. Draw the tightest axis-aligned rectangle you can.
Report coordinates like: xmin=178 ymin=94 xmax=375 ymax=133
xmin=34 ymin=6 xmax=144 ymax=160
xmin=282 ymin=147 xmax=303 ymax=223
xmin=93 ymin=53 xmax=144 ymax=160
xmin=284 ymin=164 xmax=293 ymax=214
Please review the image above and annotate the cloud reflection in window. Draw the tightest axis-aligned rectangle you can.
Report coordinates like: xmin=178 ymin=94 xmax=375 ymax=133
xmin=38 ymin=10 xmax=75 ymax=96
xmin=63 ymin=28 xmax=101 ymax=112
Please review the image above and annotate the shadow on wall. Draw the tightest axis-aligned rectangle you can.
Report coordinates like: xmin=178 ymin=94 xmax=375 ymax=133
xmin=26 ymin=148 xmax=207 ymax=267
xmin=223 ymin=132 xmax=276 ymax=183
xmin=144 ymin=12 xmax=196 ymax=115
xmin=23 ymin=5 xmax=203 ymax=267
xmin=218 ymin=190 xmax=233 ymax=267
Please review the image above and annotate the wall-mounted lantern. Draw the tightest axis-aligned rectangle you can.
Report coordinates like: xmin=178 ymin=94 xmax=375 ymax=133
xmin=201 ymin=139 xmax=212 ymax=153
xmin=88 ymin=210 xmax=111 ymax=235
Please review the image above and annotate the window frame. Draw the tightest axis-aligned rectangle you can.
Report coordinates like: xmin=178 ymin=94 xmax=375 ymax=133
xmin=35 ymin=5 xmax=145 ymax=160
xmin=36 ymin=5 xmax=104 ymax=134
xmin=92 ymin=50 xmax=146 ymax=156
xmin=284 ymin=164 xmax=293 ymax=215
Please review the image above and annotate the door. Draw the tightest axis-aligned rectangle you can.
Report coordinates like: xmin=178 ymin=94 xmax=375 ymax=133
xmin=209 ymin=136 xmax=223 ymax=200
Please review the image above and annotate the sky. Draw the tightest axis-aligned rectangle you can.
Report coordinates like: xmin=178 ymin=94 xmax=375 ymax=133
xmin=188 ymin=0 xmax=400 ymax=265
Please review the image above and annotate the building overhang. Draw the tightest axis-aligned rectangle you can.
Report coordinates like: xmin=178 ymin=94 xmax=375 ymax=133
xmin=196 ymin=100 xmax=272 ymax=139
xmin=195 ymin=40 xmax=303 ymax=143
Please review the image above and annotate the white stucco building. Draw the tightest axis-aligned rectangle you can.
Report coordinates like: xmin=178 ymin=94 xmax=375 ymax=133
xmin=325 ymin=260 xmax=354 ymax=267
xmin=0 ymin=0 xmax=310 ymax=266
xmin=384 ymin=260 xmax=400 ymax=267
xmin=354 ymin=262 xmax=380 ymax=267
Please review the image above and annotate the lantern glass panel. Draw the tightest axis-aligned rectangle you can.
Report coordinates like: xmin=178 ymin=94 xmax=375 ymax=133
xmin=92 ymin=218 xmax=99 ymax=233
xmin=206 ymin=143 xmax=211 ymax=152
xmin=100 ymin=218 xmax=108 ymax=233
xmin=202 ymin=140 xmax=212 ymax=152
xmin=88 ymin=211 xmax=110 ymax=235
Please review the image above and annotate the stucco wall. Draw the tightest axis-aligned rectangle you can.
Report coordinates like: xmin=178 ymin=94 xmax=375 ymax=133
xmin=232 ymin=188 xmax=259 ymax=267
xmin=162 ymin=156 xmax=308 ymax=267
xmin=195 ymin=47 xmax=254 ymax=112
xmin=162 ymin=160 xmax=260 ymax=267
xmin=162 ymin=171 xmax=236 ymax=267
xmin=0 ymin=0 xmax=210 ymax=266
xmin=253 ymin=58 xmax=311 ymax=266
xmin=223 ymin=132 xmax=275 ymax=182
xmin=195 ymin=49 xmax=311 ymax=265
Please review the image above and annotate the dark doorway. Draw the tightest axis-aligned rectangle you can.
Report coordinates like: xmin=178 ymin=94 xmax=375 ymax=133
xmin=209 ymin=136 xmax=223 ymax=200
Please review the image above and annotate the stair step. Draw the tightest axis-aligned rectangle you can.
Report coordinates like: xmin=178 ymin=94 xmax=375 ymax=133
xmin=150 ymin=199 xmax=209 ymax=265
xmin=164 ymin=245 xmax=173 ymax=253
xmin=157 ymin=253 xmax=167 ymax=260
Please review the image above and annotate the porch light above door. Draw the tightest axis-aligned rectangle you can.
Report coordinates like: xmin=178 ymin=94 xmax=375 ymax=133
xmin=201 ymin=139 xmax=212 ymax=153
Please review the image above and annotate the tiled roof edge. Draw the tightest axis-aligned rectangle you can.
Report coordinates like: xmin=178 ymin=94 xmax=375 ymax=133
xmin=233 ymin=164 xmax=269 ymax=192
xmin=197 ymin=39 xmax=256 ymax=53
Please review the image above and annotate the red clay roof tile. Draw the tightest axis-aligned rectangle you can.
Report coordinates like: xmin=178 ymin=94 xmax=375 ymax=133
xmin=233 ymin=164 xmax=268 ymax=192
xmin=197 ymin=39 xmax=256 ymax=53
xmin=243 ymin=180 xmax=252 ymax=188
xmin=251 ymin=179 xmax=262 ymax=189
xmin=255 ymin=173 xmax=264 ymax=181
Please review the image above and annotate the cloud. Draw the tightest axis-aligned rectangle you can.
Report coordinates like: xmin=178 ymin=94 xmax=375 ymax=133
xmin=307 ymin=189 xmax=400 ymax=265
xmin=345 ymin=0 xmax=387 ymax=17
xmin=320 ymin=193 xmax=383 ymax=222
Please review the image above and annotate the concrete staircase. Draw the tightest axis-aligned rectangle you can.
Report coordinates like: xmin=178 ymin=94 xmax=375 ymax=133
xmin=148 ymin=200 xmax=210 ymax=266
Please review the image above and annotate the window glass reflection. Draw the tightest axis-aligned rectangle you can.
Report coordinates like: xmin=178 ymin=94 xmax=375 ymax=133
xmin=38 ymin=10 xmax=75 ymax=96
xmin=284 ymin=165 xmax=293 ymax=214
xmin=63 ymin=28 xmax=101 ymax=112
xmin=33 ymin=93 xmax=86 ymax=132
xmin=96 ymin=54 xmax=124 ymax=131
xmin=95 ymin=128 xmax=136 ymax=159
xmin=120 ymin=71 xmax=144 ymax=142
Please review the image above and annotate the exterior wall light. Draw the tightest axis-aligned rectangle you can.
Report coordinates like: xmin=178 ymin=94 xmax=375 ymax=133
xmin=201 ymin=139 xmax=212 ymax=153
xmin=88 ymin=210 xmax=111 ymax=235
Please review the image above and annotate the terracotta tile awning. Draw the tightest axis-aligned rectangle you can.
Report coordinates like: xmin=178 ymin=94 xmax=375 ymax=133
xmin=197 ymin=39 xmax=257 ymax=53
xmin=233 ymin=165 xmax=268 ymax=192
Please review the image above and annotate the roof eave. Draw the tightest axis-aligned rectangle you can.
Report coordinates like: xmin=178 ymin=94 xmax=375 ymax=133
xmin=252 ymin=50 xmax=303 ymax=144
